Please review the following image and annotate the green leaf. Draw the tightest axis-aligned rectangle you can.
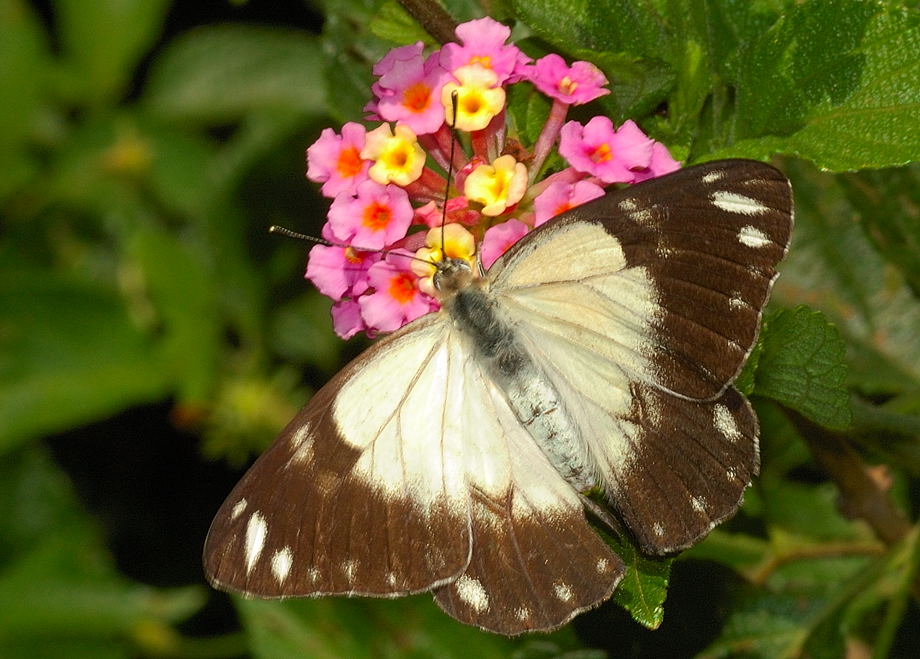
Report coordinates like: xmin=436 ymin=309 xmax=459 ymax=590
xmin=513 ymin=0 xmax=668 ymax=60
xmin=125 ymin=224 xmax=222 ymax=402
xmin=506 ymin=82 xmax=552 ymax=148
xmin=0 ymin=0 xmax=49 ymax=202
xmin=839 ymin=165 xmax=920 ymax=298
xmin=754 ymin=306 xmax=851 ymax=430
xmin=370 ymin=0 xmax=434 ymax=45
xmin=0 ymin=271 xmax=170 ymax=453
xmin=271 ymin=292 xmax=344 ymax=376
xmin=237 ymin=597 xmax=519 ymax=658
xmin=54 ymin=0 xmax=171 ymax=104
xmin=718 ymin=0 xmax=920 ymax=170
xmin=0 ymin=445 xmax=204 ymax=658
xmin=603 ymin=530 xmax=672 ymax=630
xmin=144 ymin=26 xmax=327 ymax=123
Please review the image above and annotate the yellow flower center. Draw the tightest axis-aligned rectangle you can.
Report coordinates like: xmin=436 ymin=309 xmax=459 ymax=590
xmin=441 ymin=65 xmax=505 ymax=132
xmin=361 ymin=124 xmax=425 ymax=186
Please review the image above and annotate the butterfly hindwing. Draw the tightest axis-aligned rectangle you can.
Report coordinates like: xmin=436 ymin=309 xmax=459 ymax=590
xmin=433 ymin=354 xmax=623 ymax=633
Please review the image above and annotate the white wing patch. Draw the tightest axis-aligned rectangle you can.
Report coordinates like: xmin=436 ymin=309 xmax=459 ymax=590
xmin=244 ymin=511 xmax=268 ymax=575
xmin=331 ymin=318 xmax=468 ymax=509
xmin=455 ymin=574 xmax=490 ymax=612
xmin=710 ymin=190 xmax=769 ymax=216
xmin=271 ymin=547 xmax=293 ymax=584
xmin=230 ymin=498 xmax=247 ymax=521
xmin=738 ymin=225 xmax=772 ymax=248
xmin=493 ymin=221 xmax=628 ymax=289
xmin=714 ymin=403 xmax=742 ymax=442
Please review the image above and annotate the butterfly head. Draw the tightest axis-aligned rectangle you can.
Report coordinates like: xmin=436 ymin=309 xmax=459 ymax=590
xmin=432 ymin=256 xmax=476 ymax=299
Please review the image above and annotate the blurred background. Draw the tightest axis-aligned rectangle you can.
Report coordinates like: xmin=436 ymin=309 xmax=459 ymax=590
xmin=2 ymin=0 xmax=919 ymax=657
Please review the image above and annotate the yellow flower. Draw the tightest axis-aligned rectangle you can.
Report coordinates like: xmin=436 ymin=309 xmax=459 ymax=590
xmin=413 ymin=224 xmax=477 ymax=296
xmin=441 ymin=65 xmax=506 ymax=132
xmin=463 ymin=155 xmax=528 ymax=216
xmin=360 ymin=124 xmax=425 ymax=186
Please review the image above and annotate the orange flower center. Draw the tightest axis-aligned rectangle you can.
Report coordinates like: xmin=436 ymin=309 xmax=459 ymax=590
xmin=344 ymin=247 xmax=363 ymax=263
xmin=336 ymin=146 xmax=364 ymax=177
xmin=388 ymin=273 xmax=417 ymax=304
xmin=362 ymin=202 xmax=392 ymax=230
xmin=469 ymin=55 xmax=492 ymax=69
xmin=403 ymin=82 xmax=432 ymax=113
xmin=590 ymin=143 xmax=612 ymax=163
xmin=461 ymin=95 xmax=483 ymax=116
xmin=559 ymin=76 xmax=578 ymax=95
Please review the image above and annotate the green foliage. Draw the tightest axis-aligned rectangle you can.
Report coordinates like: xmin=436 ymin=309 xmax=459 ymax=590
xmin=0 ymin=0 xmax=918 ymax=656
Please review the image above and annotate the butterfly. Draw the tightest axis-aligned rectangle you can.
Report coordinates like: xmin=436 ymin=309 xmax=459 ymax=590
xmin=203 ymin=159 xmax=793 ymax=635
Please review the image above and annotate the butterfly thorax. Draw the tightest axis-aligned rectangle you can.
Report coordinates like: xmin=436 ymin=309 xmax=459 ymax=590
xmin=445 ymin=280 xmax=598 ymax=494
xmin=432 ymin=257 xmax=476 ymax=300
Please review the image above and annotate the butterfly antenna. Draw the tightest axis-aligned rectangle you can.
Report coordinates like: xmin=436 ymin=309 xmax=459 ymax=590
xmin=269 ymin=225 xmax=334 ymax=246
xmin=270 ymin=225 xmax=435 ymax=269
xmin=441 ymin=90 xmax=460 ymax=255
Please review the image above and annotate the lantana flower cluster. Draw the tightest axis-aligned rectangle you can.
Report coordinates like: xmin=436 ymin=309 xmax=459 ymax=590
xmin=305 ymin=17 xmax=680 ymax=339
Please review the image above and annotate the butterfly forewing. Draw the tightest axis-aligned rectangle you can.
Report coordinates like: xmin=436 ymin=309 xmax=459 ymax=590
xmin=204 ymin=315 xmax=473 ymax=597
xmin=490 ymin=159 xmax=791 ymax=553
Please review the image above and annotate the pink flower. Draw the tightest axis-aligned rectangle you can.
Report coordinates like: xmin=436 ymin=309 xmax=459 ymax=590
xmin=359 ymin=253 xmax=436 ymax=332
xmin=305 ymin=243 xmax=381 ymax=301
xmin=327 ymin=180 xmax=413 ymax=250
xmin=559 ymin=117 xmax=654 ymax=183
xmin=414 ymin=197 xmax=480 ymax=228
xmin=306 ymin=123 xmax=371 ymax=198
xmin=480 ymin=219 xmax=529 ymax=270
xmin=534 ymin=180 xmax=606 ymax=226
xmin=331 ymin=299 xmax=366 ymax=339
xmin=630 ymin=141 xmax=682 ymax=182
xmin=439 ymin=17 xmax=527 ymax=85
xmin=373 ymin=46 xmax=449 ymax=136
xmin=528 ymin=54 xmax=609 ymax=105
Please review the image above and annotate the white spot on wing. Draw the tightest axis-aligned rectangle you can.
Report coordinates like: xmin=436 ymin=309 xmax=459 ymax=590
xmin=307 ymin=567 xmax=320 ymax=583
xmin=342 ymin=559 xmax=358 ymax=581
xmin=271 ymin=547 xmax=293 ymax=584
xmin=554 ymin=582 xmax=574 ymax=602
xmin=289 ymin=424 xmax=313 ymax=464
xmin=702 ymin=170 xmax=725 ymax=184
xmin=726 ymin=467 xmax=737 ymax=481
xmin=230 ymin=498 xmax=247 ymax=520
xmin=619 ymin=198 xmax=637 ymax=212
xmin=516 ymin=607 xmax=530 ymax=621
xmin=596 ymin=558 xmax=610 ymax=573
xmin=711 ymin=191 xmax=769 ymax=216
xmin=244 ymin=511 xmax=268 ymax=575
xmin=653 ymin=522 xmax=665 ymax=537
xmin=386 ymin=572 xmax=397 ymax=587
xmin=714 ymin=404 xmax=742 ymax=442
xmin=691 ymin=496 xmax=706 ymax=513
xmin=455 ymin=574 xmax=489 ymax=613
xmin=738 ymin=225 xmax=771 ymax=248
xmin=729 ymin=292 xmax=746 ymax=310
xmin=630 ymin=208 xmax=654 ymax=223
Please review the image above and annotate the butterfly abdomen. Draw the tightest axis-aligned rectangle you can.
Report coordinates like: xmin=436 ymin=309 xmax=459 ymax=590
xmin=449 ymin=286 xmax=598 ymax=493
